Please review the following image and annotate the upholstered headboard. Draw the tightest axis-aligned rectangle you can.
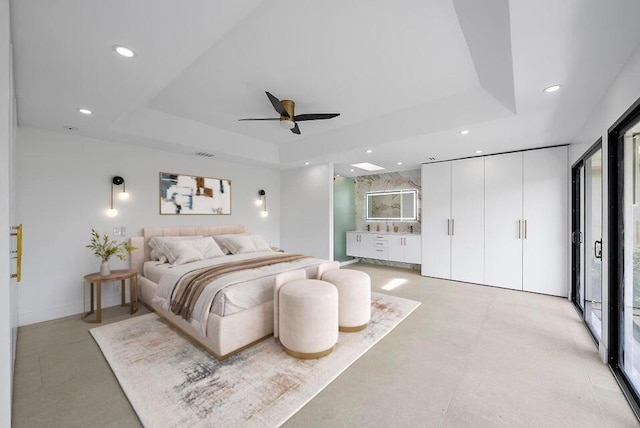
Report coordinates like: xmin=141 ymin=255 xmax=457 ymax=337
xmin=129 ymin=224 xmax=246 ymax=275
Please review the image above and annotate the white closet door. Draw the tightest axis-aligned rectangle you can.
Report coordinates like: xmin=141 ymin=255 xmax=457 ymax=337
xmin=421 ymin=162 xmax=452 ymax=278
xmin=451 ymin=158 xmax=485 ymax=283
xmin=484 ymin=152 xmax=523 ymax=290
xmin=522 ymin=147 xmax=568 ymax=296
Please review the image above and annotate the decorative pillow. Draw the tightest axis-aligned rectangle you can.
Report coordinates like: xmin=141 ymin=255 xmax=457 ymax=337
xmin=160 ymin=237 xmax=226 ymax=265
xmin=213 ymin=233 xmax=249 ymax=254
xmin=221 ymin=235 xmax=258 ymax=254
xmin=148 ymin=236 xmax=203 ymax=262
xmin=161 ymin=240 xmax=203 ymax=265
xmin=190 ymin=237 xmax=225 ymax=259
xmin=248 ymin=234 xmax=272 ymax=252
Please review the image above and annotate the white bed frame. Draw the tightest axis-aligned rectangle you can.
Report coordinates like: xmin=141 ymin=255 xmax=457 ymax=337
xmin=130 ymin=225 xmax=278 ymax=360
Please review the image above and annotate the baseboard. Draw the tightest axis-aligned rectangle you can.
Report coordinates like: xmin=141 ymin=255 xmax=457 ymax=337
xmin=340 ymin=259 xmax=359 ymax=267
xmin=18 ymin=291 xmax=128 ymax=326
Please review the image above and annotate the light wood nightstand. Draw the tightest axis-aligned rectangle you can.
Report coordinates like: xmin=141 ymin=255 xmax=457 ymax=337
xmin=83 ymin=269 xmax=138 ymax=323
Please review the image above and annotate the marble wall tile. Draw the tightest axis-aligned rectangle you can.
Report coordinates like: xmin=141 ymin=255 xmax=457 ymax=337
xmin=355 ymin=170 xmax=421 ymax=234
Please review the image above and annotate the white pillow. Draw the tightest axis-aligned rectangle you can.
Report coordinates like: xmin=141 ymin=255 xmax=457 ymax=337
xmin=161 ymin=237 xmax=226 ymax=265
xmin=213 ymin=233 xmax=249 ymax=254
xmin=222 ymin=235 xmax=257 ymax=254
xmin=148 ymin=236 xmax=202 ymax=262
xmin=248 ymin=234 xmax=272 ymax=252
xmin=190 ymin=237 xmax=225 ymax=259
xmin=161 ymin=241 xmax=203 ymax=265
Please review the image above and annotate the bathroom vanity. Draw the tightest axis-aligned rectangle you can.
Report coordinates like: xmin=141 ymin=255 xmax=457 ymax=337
xmin=346 ymin=231 xmax=421 ymax=264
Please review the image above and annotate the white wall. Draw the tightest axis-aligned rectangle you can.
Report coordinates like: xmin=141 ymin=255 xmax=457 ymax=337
xmin=569 ymin=42 xmax=640 ymax=362
xmin=281 ymin=164 xmax=334 ymax=260
xmin=0 ymin=0 xmax=14 ymax=424
xmin=16 ymin=126 xmax=280 ymax=325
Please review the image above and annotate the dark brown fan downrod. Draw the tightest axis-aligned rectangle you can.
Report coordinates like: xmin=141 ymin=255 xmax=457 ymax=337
xmin=239 ymin=91 xmax=340 ymax=134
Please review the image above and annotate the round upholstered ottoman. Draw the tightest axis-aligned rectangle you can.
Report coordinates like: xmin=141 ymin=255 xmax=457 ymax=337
xmin=279 ymin=279 xmax=338 ymax=359
xmin=321 ymin=269 xmax=371 ymax=332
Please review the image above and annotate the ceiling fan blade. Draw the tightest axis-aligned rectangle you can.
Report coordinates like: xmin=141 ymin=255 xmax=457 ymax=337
xmin=290 ymin=123 xmax=301 ymax=134
xmin=293 ymin=113 xmax=340 ymax=121
xmin=238 ymin=118 xmax=280 ymax=121
xmin=265 ymin=92 xmax=289 ymax=118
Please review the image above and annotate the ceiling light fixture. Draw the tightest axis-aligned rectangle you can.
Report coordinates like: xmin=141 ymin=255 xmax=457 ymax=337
xmin=544 ymin=84 xmax=562 ymax=93
xmin=350 ymin=169 xmax=355 ymax=172
xmin=304 ymin=162 xmax=310 ymax=166
xmin=460 ymin=130 xmax=470 ymax=135
xmin=78 ymin=108 xmax=93 ymax=115
xmin=113 ymin=45 xmax=136 ymax=58
xmin=366 ymin=149 xmax=373 ymax=154
xmin=279 ymin=119 xmax=295 ymax=130
xmin=351 ymin=162 xmax=385 ymax=172
xmin=475 ymin=150 xmax=483 ymax=154
xmin=397 ymin=162 xmax=403 ymax=166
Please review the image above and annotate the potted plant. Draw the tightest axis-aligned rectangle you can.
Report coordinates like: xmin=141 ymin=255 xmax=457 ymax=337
xmin=86 ymin=229 xmax=136 ymax=275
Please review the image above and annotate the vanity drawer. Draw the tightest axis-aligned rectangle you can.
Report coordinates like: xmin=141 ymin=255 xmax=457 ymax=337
xmin=373 ymin=236 xmax=388 ymax=248
xmin=371 ymin=247 xmax=389 ymax=260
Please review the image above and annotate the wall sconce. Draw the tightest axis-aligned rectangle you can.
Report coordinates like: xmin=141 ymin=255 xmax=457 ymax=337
xmin=257 ymin=189 xmax=268 ymax=217
xmin=105 ymin=176 xmax=128 ymax=218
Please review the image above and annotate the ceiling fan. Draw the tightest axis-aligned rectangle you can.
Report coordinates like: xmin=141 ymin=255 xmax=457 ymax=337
xmin=239 ymin=91 xmax=340 ymax=134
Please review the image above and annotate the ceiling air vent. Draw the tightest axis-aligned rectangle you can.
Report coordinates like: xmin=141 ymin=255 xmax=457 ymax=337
xmin=193 ymin=151 xmax=215 ymax=158
xmin=428 ymin=157 xmax=436 ymax=161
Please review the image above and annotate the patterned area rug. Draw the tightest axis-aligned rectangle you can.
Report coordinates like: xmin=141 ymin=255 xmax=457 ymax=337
xmin=90 ymin=292 xmax=420 ymax=428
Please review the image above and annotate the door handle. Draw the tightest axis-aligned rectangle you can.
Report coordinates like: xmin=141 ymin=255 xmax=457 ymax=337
xmin=451 ymin=219 xmax=455 ymax=236
xmin=594 ymin=240 xmax=602 ymax=259
xmin=447 ymin=219 xmax=450 ymax=236
xmin=524 ymin=220 xmax=528 ymax=239
xmin=518 ymin=220 xmax=521 ymax=239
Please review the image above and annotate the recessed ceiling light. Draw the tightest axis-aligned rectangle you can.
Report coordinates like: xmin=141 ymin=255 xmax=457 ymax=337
xmin=544 ymin=84 xmax=562 ymax=93
xmin=460 ymin=130 xmax=470 ymax=135
xmin=78 ymin=108 xmax=93 ymax=115
xmin=336 ymin=174 xmax=341 ymax=177
xmin=113 ymin=45 xmax=136 ymax=58
xmin=397 ymin=162 xmax=403 ymax=165
xmin=304 ymin=162 xmax=310 ymax=165
xmin=350 ymin=169 xmax=355 ymax=172
xmin=475 ymin=150 xmax=483 ymax=154
xmin=351 ymin=162 xmax=385 ymax=172
xmin=366 ymin=149 xmax=373 ymax=153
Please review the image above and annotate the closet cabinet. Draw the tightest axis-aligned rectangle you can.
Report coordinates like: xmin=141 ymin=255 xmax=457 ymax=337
xmin=421 ymin=157 xmax=484 ymax=284
xmin=422 ymin=146 xmax=568 ymax=297
xmin=484 ymin=147 xmax=567 ymax=295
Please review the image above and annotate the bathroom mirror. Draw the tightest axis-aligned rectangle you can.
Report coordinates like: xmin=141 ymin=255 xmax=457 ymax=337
xmin=366 ymin=189 xmax=417 ymax=221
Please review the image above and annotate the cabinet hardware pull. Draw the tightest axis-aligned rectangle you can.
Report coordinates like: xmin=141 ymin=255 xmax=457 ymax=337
xmin=447 ymin=219 xmax=450 ymax=236
xmin=524 ymin=220 xmax=528 ymax=239
xmin=451 ymin=219 xmax=454 ymax=236
xmin=518 ymin=220 xmax=521 ymax=239
xmin=376 ymin=249 xmax=383 ymax=252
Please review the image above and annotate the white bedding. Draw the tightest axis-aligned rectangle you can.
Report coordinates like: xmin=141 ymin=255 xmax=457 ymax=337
xmin=150 ymin=251 xmax=326 ymax=335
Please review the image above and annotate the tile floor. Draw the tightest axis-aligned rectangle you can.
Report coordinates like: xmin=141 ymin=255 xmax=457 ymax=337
xmin=11 ymin=264 xmax=640 ymax=427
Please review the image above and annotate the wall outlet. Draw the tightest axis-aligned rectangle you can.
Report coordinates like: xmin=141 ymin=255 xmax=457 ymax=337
xmin=113 ymin=227 xmax=121 ymax=236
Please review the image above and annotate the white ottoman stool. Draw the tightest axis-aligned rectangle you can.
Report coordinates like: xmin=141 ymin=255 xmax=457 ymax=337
xmin=279 ymin=279 xmax=338 ymax=359
xmin=321 ymin=269 xmax=371 ymax=332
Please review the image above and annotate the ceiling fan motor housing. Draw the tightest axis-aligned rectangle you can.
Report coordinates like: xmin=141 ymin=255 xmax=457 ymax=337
xmin=280 ymin=99 xmax=295 ymax=129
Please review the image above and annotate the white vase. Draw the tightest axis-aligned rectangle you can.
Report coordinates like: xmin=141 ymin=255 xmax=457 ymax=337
xmin=100 ymin=260 xmax=111 ymax=276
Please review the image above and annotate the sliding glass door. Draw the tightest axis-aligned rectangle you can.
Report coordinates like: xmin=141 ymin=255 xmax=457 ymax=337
xmin=572 ymin=143 xmax=602 ymax=341
xmin=609 ymin=101 xmax=640 ymax=416
xmin=621 ymin=120 xmax=640 ymax=393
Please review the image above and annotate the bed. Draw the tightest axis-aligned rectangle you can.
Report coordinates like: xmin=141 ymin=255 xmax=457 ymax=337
xmin=129 ymin=225 xmax=331 ymax=359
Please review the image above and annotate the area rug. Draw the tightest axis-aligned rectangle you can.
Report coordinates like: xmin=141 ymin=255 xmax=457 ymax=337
xmin=90 ymin=292 xmax=420 ymax=428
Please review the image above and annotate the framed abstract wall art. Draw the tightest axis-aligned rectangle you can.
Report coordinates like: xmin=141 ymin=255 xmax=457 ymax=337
xmin=159 ymin=172 xmax=231 ymax=215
